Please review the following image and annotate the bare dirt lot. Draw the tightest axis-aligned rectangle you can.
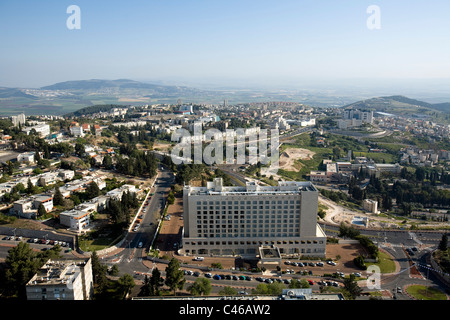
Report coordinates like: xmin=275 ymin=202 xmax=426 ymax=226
xmin=278 ymin=147 xmax=315 ymax=172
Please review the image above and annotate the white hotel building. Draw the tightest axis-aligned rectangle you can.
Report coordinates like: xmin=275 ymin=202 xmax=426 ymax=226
xmin=181 ymin=178 xmax=326 ymax=258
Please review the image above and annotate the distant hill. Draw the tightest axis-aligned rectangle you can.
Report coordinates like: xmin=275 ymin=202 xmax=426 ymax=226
xmin=0 ymin=87 xmax=37 ymax=99
xmin=343 ymin=95 xmax=450 ymax=115
xmin=41 ymin=79 xmax=194 ymax=93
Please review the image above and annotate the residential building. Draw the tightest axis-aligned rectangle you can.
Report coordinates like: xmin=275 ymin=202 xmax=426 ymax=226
xmin=12 ymin=194 xmax=53 ymax=218
xmin=338 ymin=109 xmax=373 ymax=129
xmin=11 ymin=113 xmax=26 ymax=127
xmin=70 ymin=126 xmax=84 ymax=137
xmin=363 ymin=199 xmax=378 ymax=214
xmin=26 ymin=258 xmax=93 ymax=300
xmin=181 ymin=178 xmax=326 ymax=258
xmin=59 ymin=209 xmax=90 ymax=231
xmin=106 ymin=184 xmax=136 ymax=201
xmin=22 ymin=123 xmax=50 ymax=137
xmin=17 ymin=151 xmax=35 ymax=163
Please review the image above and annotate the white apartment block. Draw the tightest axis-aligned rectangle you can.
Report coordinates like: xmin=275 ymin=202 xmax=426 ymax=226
xmin=23 ymin=123 xmax=50 ymax=137
xmin=70 ymin=126 xmax=84 ymax=137
xmin=59 ymin=209 xmax=90 ymax=231
xmin=182 ymin=178 xmax=326 ymax=258
xmin=363 ymin=199 xmax=379 ymax=214
xmin=26 ymin=258 xmax=93 ymax=300
xmin=17 ymin=151 xmax=35 ymax=163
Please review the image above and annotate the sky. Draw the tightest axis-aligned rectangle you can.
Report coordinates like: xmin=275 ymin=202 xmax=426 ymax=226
xmin=1 ymin=0 xmax=450 ymax=89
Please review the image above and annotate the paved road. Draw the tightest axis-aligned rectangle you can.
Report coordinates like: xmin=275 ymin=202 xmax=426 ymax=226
xmin=102 ymin=166 xmax=175 ymax=276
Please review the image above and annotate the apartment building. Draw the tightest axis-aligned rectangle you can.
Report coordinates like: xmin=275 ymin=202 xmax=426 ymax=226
xmin=26 ymin=258 xmax=93 ymax=300
xmin=181 ymin=178 xmax=326 ymax=258
xmin=363 ymin=199 xmax=379 ymax=214
xmin=59 ymin=209 xmax=90 ymax=231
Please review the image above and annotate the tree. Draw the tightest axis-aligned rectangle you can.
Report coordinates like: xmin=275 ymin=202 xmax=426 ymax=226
xmin=2 ymin=242 xmax=41 ymax=299
xmin=188 ymin=278 xmax=212 ymax=296
xmin=90 ymin=251 xmax=108 ymax=294
xmin=54 ymin=187 xmax=64 ymax=206
xmin=139 ymin=275 xmax=151 ymax=297
xmin=108 ymin=264 xmax=119 ymax=276
xmin=118 ymin=273 xmax=135 ymax=299
xmin=289 ymin=278 xmax=310 ymax=288
xmin=219 ymin=286 xmax=238 ymax=296
xmin=167 ymin=190 xmax=175 ymax=205
xmin=165 ymin=258 xmax=185 ymax=295
xmin=149 ymin=267 xmax=164 ymax=296
xmin=86 ymin=181 xmax=100 ymax=199
xmin=438 ymin=233 xmax=448 ymax=252
xmin=75 ymin=142 xmax=85 ymax=157
xmin=343 ymin=274 xmax=362 ymax=300
xmin=102 ymin=154 xmax=113 ymax=170
xmin=37 ymin=203 xmax=47 ymax=217
xmin=415 ymin=167 xmax=425 ymax=182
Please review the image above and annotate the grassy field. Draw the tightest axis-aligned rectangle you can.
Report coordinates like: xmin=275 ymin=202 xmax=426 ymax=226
xmin=365 ymin=250 xmax=397 ymax=274
xmin=406 ymin=285 xmax=447 ymax=300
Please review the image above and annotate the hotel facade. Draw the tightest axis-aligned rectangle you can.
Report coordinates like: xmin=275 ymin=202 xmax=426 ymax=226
xmin=181 ymin=178 xmax=326 ymax=258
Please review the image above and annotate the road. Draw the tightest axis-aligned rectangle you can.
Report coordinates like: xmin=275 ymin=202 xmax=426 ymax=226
xmin=102 ymin=166 xmax=175 ymax=276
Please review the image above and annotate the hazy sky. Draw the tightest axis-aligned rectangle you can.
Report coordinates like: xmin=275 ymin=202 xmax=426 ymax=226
xmin=1 ymin=1 xmax=450 ymax=88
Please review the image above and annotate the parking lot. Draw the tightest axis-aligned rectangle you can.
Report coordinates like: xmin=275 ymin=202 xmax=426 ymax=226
xmin=0 ymin=235 xmax=73 ymax=254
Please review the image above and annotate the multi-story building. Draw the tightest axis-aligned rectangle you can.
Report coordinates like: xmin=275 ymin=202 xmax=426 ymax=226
xmin=363 ymin=199 xmax=378 ymax=214
xmin=26 ymin=258 xmax=93 ymax=300
xmin=70 ymin=125 xmax=84 ymax=137
xmin=22 ymin=123 xmax=50 ymax=138
xmin=11 ymin=113 xmax=26 ymax=127
xmin=59 ymin=209 xmax=90 ymax=231
xmin=181 ymin=178 xmax=326 ymax=258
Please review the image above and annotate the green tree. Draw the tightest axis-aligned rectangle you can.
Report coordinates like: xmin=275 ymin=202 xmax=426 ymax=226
xmin=289 ymin=278 xmax=310 ymax=288
xmin=53 ymin=187 xmax=64 ymax=206
xmin=118 ymin=273 xmax=135 ymax=299
xmin=108 ymin=264 xmax=119 ymax=276
xmin=37 ymin=203 xmax=47 ymax=217
xmin=252 ymin=283 xmax=269 ymax=295
xmin=90 ymin=251 xmax=108 ymax=294
xmin=167 ymin=190 xmax=175 ymax=205
xmin=75 ymin=142 xmax=85 ymax=157
xmin=86 ymin=181 xmax=100 ymax=199
xmin=149 ymin=267 xmax=164 ymax=296
xmin=2 ymin=242 xmax=41 ymax=299
xmin=343 ymin=274 xmax=362 ymax=300
xmin=219 ymin=286 xmax=238 ymax=296
xmin=188 ymin=277 xmax=212 ymax=296
xmin=438 ymin=233 xmax=448 ymax=252
xmin=267 ymin=282 xmax=285 ymax=295
xmin=164 ymin=258 xmax=185 ymax=295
